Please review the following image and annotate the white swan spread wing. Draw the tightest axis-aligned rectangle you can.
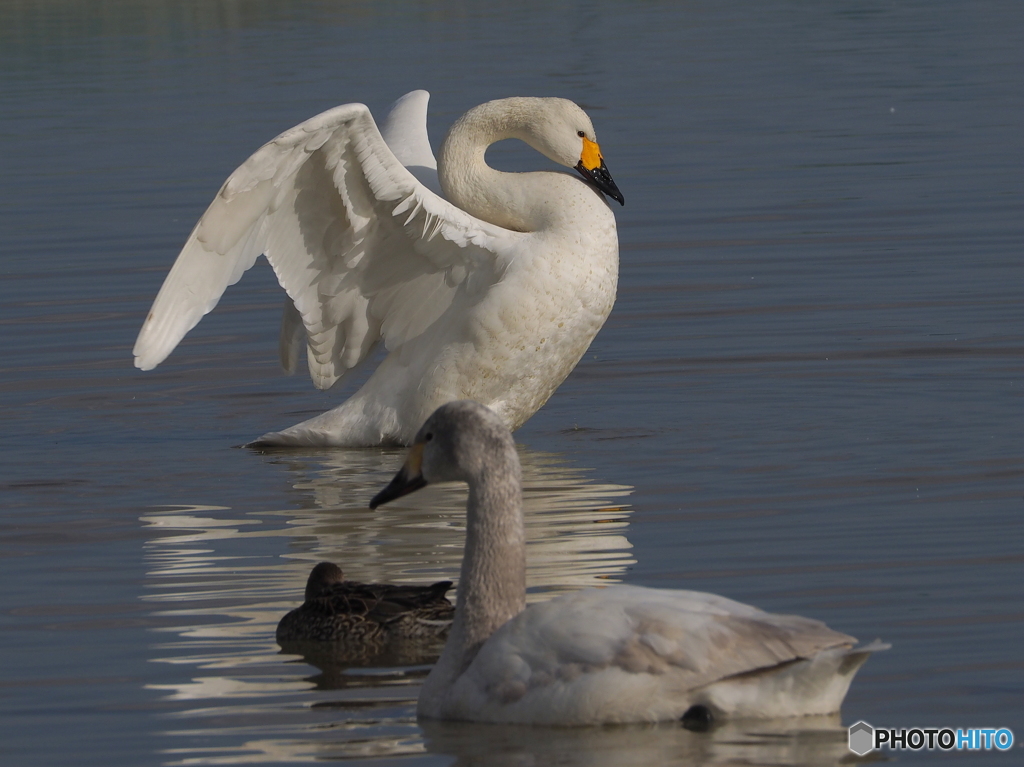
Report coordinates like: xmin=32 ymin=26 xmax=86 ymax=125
xmin=379 ymin=89 xmax=442 ymax=195
xmin=133 ymin=92 xmax=622 ymax=446
xmin=134 ymin=93 xmax=517 ymax=392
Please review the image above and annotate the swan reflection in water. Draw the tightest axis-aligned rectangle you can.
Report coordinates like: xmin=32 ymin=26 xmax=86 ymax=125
xmin=141 ymin=446 xmax=633 ymax=696
xmin=420 ymin=716 xmax=855 ymax=767
xmin=273 ymin=445 xmax=636 ymax=597
xmin=139 ymin=451 xmax=861 ymax=766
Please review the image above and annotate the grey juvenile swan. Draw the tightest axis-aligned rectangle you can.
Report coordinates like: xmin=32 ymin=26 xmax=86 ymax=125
xmin=133 ymin=91 xmax=623 ymax=446
xmin=371 ymin=401 xmax=887 ymax=725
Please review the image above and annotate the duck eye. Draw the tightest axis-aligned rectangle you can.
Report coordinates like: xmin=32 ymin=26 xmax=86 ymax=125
xmin=424 ymin=433 xmax=434 ymax=442
xmin=577 ymin=130 xmax=586 ymax=138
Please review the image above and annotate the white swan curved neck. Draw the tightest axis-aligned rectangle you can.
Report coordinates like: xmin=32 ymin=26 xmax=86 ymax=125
xmin=438 ymin=98 xmax=591 ymax=232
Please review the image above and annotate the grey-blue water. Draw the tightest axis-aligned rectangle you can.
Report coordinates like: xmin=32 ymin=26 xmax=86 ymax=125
xmin=2 ymin=2 xmax=1021 ymax=765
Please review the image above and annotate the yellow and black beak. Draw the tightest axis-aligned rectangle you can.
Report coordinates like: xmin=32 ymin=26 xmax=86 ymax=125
xmin=370 ymin=442 xmax=428 ymax=508
xmin=574 ymin=136 xmax=624 ymax=206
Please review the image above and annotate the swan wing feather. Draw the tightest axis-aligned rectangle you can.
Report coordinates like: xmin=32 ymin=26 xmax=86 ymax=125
xmin=133 ymin=96 xmax=519 ymax=390
xmin=455 ymin=585 xmax=856 ymax=721
xmin=379 ymin=89 xmax=441 ymax=195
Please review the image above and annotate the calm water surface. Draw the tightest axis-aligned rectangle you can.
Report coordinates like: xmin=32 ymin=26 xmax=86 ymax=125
xmin=1 ymin=2 xmax=1022 ymax=765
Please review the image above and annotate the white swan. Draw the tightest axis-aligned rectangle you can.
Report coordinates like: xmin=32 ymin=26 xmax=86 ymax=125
xmin=371 ymin=401 xmax=887 ymax=726
xmin=133 ymin=91 xmax=623 ymax=446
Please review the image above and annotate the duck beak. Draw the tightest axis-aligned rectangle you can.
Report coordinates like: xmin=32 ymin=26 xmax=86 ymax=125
xmin=370 ymin=442 xmax=427 ymax=508
xmin=575 ymin=136 xmax=624 ymax=206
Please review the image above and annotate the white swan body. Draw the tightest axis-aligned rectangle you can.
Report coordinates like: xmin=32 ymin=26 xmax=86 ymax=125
xmin=133 ymin=91 xmax=622 ymax=446
xmin=371 ymin=401 xmax=887 ymax=726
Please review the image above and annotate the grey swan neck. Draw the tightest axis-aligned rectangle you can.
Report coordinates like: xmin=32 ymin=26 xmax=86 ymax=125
xmin=419 ymin=439 xmax=526 ymax=712
xmin=438 ymin=98 xmax=571 ymax=233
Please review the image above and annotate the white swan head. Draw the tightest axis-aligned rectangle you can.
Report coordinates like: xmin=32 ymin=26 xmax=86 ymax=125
xmin=370 ymin=400 xmax=517 ymax=506
xmin=441 ymin=97 xmax=624 ymax=211
xmin=512 ymin=98 xmax=624 ymax=206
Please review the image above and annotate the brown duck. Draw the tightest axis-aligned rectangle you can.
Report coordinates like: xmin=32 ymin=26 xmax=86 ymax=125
xmin=276 ymin=562 xmax=454 ymax=644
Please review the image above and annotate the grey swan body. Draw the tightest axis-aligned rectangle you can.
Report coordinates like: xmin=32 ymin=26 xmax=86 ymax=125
xmin=370 ymin=401 xmax=887 ymax=725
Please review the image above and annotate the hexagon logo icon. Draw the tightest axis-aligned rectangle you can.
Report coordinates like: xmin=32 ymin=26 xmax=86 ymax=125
xmin=848 ymin=721 xmax=875 ymax=755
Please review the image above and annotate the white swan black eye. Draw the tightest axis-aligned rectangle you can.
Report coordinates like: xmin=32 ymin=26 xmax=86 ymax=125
xmin=576 ymin=130 xmax=586 ymax=138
